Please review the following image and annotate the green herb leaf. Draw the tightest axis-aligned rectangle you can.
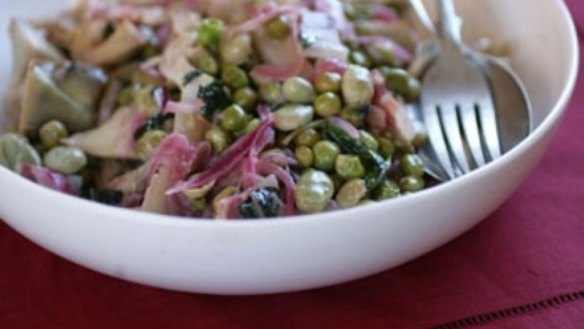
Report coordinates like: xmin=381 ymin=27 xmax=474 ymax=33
xmin=325 ymin=122 xmax=390 ymax=190
xmin=183 ymin=70 xmax=204 ymax=86
xmin=134 ymin=113 xmax=174 ymax=140
xmin=81 ymin=188 xmax=124 ymax=205
xmin=198 ymin=80 xmax=232 ymax=120
xmin=325 ymin=123 xmax=367 ymax=154
xmin=361 ymin=149 xmax=391 ymax=190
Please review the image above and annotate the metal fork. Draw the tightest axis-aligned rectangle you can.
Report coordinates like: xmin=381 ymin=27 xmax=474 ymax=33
xmin=420 ymin=0 xmax=501 ymax=179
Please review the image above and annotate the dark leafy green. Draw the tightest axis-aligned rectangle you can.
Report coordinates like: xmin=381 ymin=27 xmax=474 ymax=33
xmin=239 ymin=188 xmax=281 ymax=219
xmin=325 ymin=122 xmax=391 ymax=190
xmin=361 ymin=149 xmax=391 ymax=190
xmin=81 ymin=188 xmax=124 ymax=205
xmin=325 ymin=123 xmax=367 ymax=154
xmin=198 ymin=80 xmax=232 ymax=120
xmin=183 ymin=70 xmax=204 ymax=86
xmin=134 ymin=113 xmax=174 ymax=140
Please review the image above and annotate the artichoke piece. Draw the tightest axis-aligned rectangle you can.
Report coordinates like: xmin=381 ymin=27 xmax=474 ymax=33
xmin=19 ymin=62 xmax=107 ymax=135
xmin=62 ymin=107 xmax=143 ymax=160
xmin=82 ymin=20 xmax=149 ymax=67
xmin=0 ymin=133 xmax=41 ymax=171
xmin=9 ymin=19 xmax=64 ymax=88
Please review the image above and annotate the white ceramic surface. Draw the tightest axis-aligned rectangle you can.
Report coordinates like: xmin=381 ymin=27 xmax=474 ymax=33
xmin=0 ymin=0 xmax=579 ymax=295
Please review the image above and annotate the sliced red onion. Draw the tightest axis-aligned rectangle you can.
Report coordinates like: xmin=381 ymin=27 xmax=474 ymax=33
xmin=256 ymin=160 xmax=296 ymax=216
xmin=18 ymin=164 xmax=76 ymax=195
xmin=163 ymin=100 xmax=202 ymax=115
xmin=260 ymin=150 xmax=298 ymax=167
xmin=168 ymin=117 xmax=275 ymax=194
xmin=250 ymin=12 xmax=305 ymax=82
xmin=312 ymin=58 xmax=349 ymax=79
xmin=370 ymin=5 xmax=398 ymax=23
xmin=327 ymin=117 xmax=360 ymax=139
xmin=256 ymin=103 xmax=273 ymax=121
xmin=145 ymin=133 xmax=201 ymax=184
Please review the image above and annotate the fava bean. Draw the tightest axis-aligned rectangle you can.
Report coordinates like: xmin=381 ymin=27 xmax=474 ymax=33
xmin=294 ymin=170 xmax=335 ymax=213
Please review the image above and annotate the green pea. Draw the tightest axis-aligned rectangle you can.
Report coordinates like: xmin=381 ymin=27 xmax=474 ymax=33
xmin=378 ymin=137 xmax=396 ymax=158
xmin=198 ymin=18 xmax=225 ymax=48
xmin=244 ymin=119 xmax=261 ymax=134
xmin=313 ymin=140 xmax=340 ymax=172
xmin=259 ymin=82 xmax=285 ymax=105
xmin=384 ymin=68 xmax=409 ymax=95
xmin=192 ymin=198 xmax=207 ymax=212
xmin=136 ymin=130 xmax=167 ymax=160
xmin=368 ymin=43 xmax=398 ymax=67
xmin=116 ymin=86 xmax=135 ymax=107
xmin=377 ymin=66 xmax=394 ymax=79
xmin=265 ymin=16 xmax=291 ymax=39
xmin=0 ymin=133 xmax=41 ymax=171
xmin=340 ymin=107 xmax=365 ymax=128
xmin=295 ymin=146 xmax=314 ymax=168
xmin=314 ymin=92 xmax=342 ymax=117
xmin=374 ymin=179 xmax=400 ymax=201
xmin=349 ymin=50 xmax=372 ymax=68
xmin=39 ymin=120 xmax=68 ymax=149
xmin=406 ymin=77 xmax=422 ymax=102
xmin=220 ymin=33 xmax=253 ymax=66
xmin=294 ymin=128 xmax=322 ymax=147
xmin=400 ymin=175 xmax=425 ymax=192
xmin=294 ymin=170 xmax=335 ymax=213
xmin=395 ymin=138 xmax=415 ymax=154
xmin=221 ymin=105 xmax=247 ymax=132
xmin=384 ymin=68 xmax=422 ymax=102
xmin=44 ymin=146 xmax=88 ymax=175
xmin=233 ymin=87 xmax=258 ymax=111
xmin=196 ymin=54 xmax=219 ymax=76
xmin=401 ymin=154 xmax=425 ymax=177
xmin=335 ymin=154 xmax=365 ymax=180
xmin=336 ymin=179 xmax=367 ymax=208
xmin=412 ymin=121 xmax=428 ymax=147
xmin=221 ymin=65 xmax=249 ymax=89
xmin=359 ymin=130 xmax=379 ymax=151
xmin=283 ymin=77 xmax=316 ymax=104
xmin=205 ymin=127 xmax=231 ymax=153
xmin=315 ymin=72 xmax=342 ymax=94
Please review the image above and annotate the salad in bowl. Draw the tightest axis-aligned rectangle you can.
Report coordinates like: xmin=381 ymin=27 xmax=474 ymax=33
xmin=2 ymin=0 xmax=431 ymax=219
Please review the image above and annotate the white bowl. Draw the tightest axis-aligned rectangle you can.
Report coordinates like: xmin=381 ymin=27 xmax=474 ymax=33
xmin=0 ymin=0 xmax=579 ymax=295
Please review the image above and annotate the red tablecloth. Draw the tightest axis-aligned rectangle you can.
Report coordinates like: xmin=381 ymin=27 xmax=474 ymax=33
xmin=1 ymin=2 xmax=583 ymax=329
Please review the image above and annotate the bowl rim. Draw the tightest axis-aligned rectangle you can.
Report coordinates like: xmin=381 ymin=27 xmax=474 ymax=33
xmin=0 ymin=0 xmax=580 ymax=229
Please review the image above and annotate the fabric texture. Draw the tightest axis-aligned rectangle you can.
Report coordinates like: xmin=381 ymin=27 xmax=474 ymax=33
xmin=1 ymin=1 xmax=583 ymax=328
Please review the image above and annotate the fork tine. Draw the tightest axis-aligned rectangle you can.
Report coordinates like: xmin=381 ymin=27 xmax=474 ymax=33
xmin=440 ymin=105 xmax=471 ymax=174
xmin=423 ymin=106 xmax=456 ymax=179
xmin=477 ymin=101 xmax=502 ymax=160
xmin=460 ymin=104 xmax=486 ymax=167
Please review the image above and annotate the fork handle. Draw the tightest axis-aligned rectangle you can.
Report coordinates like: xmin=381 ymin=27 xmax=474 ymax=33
xmin=408 ymin=0 xmax=436 ymax=41
xmin=437 ymin=0 xmax=462 ymax=47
